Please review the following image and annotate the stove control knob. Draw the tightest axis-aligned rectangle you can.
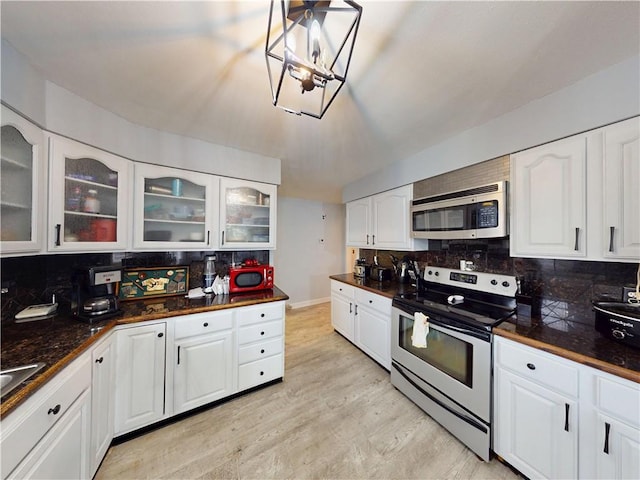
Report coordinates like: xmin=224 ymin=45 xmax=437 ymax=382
xmin=502 ymin=281 xmax=510 ymax=288
xmin=435 ymin=271 xmax=439 ymax=276
xmin=491 ymin=279 xmax=498 ymax=286
xmin=427 ymin=270 xmax=433 ymax=276
xmin=612 ymin=329 xmax=626 ymax=340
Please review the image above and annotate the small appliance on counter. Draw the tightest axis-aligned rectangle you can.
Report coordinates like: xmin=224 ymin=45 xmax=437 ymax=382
xmin=354 ymin=258 xmax=370 ymax=279
xmin=593 ymin=300 xmax=640 ymax=349
xmin=228 ymin=260 xmax=274 ymax=293
xmin=71 ymin=265 xmax=122 ymax=322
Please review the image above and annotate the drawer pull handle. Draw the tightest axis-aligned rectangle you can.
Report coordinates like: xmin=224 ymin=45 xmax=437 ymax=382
xmin=261 ymin=349 xmax=265 ymax=354
xmin=261 ymin=331 xmax=265 ymax=336
xmin=350 ymin=302 xmax=352 ymax=314
xmin=609 ymin=226 xmax=615 ymax=252
xmin=177 ymin=346 xmax=181 ymax=365
xmin=95 ymin=357 xmax=104 ymax=364
xmin=203 ymin=322 xmax=209 ymax=327
xmin=526 ymin=363 xmax=536 ymax=370
xmin=564 ymin=403 xmax=570 ymax=432
xmin=48 ymin=404 xmax=61 ymax=415
xmin=55 ymin=224 xmax=61 ymax=246
xmin=604 ymin=422 xmax=611 ymax=454
xmin=574 ymin=227 xmax=580 ymax=251
xmin=260 ymin=371 xmax=264 ymax=376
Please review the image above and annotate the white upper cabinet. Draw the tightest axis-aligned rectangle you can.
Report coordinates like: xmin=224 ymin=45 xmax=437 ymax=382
xmin=133 ymin=163 xmax=219 ymax=250
xmin=219 ymin=178 xmax=276 ymax=250
xmin=510 ymin=135 xmax=587 ymax=258
xmin=1 ymin=106 xmax=46 ymax=255
xmin=47 ymin=134 xmax=131 ymax=251
xmin=511 ymin=116 xmax=639 ymax=262
xmin=600 ymin=117 xmax=640 ymax=260
xmin=346 ymin=185 xmax=428 ymax=251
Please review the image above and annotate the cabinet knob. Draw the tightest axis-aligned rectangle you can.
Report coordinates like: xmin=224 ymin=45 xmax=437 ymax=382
xmin=260 ymin=371 xmax=264 ymax=376
xmin=158 ymin=332 xmax=164 ymax=338
xmin=260 ymin=331 xmax=265 ymax=336
xmin=203 ymin=322 xmax=209 ymax=327
xmin=261 ymin=349 xmax=265 ymax=354
xmin=261 ymin=313 xmax=265 ymax=318
xmin=369 ymin=300 xmax=373 ymax=304
xmin=48 ymin=404 xmax=61 ymax=415
xmin=526 ymin=363 xmax=536 ymax=370
xmin=95 ymin=357 xmax=104 ymax=364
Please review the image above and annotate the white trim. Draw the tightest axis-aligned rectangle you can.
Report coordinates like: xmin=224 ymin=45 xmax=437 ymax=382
xmin=287 ymin=298 xmax=330 ymax=310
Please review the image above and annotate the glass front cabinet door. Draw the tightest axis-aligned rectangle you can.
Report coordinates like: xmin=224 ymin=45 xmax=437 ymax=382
xmin=133 ymin=164 xmax=218 ymax=249
xmin=48 ymin=134 xmax=131 ymax=251
xmin=220 ymin=179 xmax=276 ymax=249
xmin=1 ymin=106 xmax=46 ymax=254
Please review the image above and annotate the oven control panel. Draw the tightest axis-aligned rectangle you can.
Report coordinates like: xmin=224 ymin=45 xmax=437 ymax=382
xmin=423 ymin=266 xmax=517 ymax=297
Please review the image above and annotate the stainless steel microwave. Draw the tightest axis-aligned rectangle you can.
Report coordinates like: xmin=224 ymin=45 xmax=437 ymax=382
xmin=411 ymin=181 xmax=508 ymax=239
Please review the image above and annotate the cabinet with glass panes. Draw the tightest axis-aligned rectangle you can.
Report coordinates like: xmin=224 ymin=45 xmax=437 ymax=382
xmin=48 ymin=134 xmax=130 ymax=251
xmin=220 ymin=178 xmax=276 ymax=249
xmin=1 ymin=106 xmax=46 ymax=255
xmin=133 ymin=164 xmax=218 ymax=249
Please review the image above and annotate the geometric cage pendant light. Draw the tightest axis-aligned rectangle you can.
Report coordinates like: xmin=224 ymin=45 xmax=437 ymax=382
xmin=265 ymin=0 xmax=362 ymax=119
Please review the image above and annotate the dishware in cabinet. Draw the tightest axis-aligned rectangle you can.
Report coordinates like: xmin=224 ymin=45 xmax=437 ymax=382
xmin=220 ymin=178 xmax=276 ymax=249
xmin=1 ymin=106 xmax=46 ymax=254
xmin=133 ymin=163 xmax=218 ymax=249
xmin=48 ymin=134 xmax=130 ymax=251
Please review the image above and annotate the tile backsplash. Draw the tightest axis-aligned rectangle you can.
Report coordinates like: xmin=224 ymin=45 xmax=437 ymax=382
xmin=360 ymin=242 xmax=638 ymax=326
xmin=1 ymin=250 xmax=269 ymax=321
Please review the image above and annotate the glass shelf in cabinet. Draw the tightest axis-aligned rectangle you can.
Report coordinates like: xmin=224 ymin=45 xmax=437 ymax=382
xmin=1 ymin=201 xmax=31 ymax=210
xmin=64 ymin=211 xmax=117 ymax=220
xmin=144 ymin=191 xmax=206 ymax=202
xmin=65 ymin=176 xmax=118 ymax=190
xmin=1 ymin=155 xmax=32 ymax=170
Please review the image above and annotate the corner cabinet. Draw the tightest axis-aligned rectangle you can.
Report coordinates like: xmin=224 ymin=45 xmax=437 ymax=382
xmin=1 ymin=106 xmax=46 ymax=255
xmin=47 ymin=134 xmax=131 ymax=252
xmin=89 ymin=335 xmax=115 ymax=478
xmin=220 ymin=178 xmax=276 ymax=250
xmin=133 ymin=163 xmax=219 ymax=250
xmin=346 ymin=184 xmax=429 ymax=251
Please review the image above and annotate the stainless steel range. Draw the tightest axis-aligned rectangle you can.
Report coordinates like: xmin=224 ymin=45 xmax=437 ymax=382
xmin=391 ymin=266 xmax=517 ymax=461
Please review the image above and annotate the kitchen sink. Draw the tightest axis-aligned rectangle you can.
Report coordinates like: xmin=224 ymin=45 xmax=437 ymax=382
xmin=0 ymin=363 xmax=46 ymax=396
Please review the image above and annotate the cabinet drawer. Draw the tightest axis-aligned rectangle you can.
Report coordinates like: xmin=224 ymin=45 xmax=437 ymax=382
xmin=355 ymin=288 xmax=392 ymax=314
xmin=236 ymin=302 xmax=284 ymax=327
xmin=238 ymin=354 xmax=283 ymax=391
xmin=239 ymin=338 xmax=283 ymax=365
xmin=495 ymin=337 xmax=578 ymax=397
xmin=595 ymin=373 xmax=640 ymax=428
xmin=238 ymin=320 xmax=283 ymax=345
xmin=174 ymin=310 xmax=233 ymax=339
xmin=1 ymin=355 xmax=91 ymax=479
xmin=331 ymin=280 xmax=355 ymax=298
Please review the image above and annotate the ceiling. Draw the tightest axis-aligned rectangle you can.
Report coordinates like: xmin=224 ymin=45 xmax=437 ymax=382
xmin=1 ymin=1 xmax=639 ymax=203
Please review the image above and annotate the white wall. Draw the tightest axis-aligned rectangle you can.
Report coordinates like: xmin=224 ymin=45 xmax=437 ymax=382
xmin=274 ymin=197 xmax=345 ymax=308
xmin=1 ymin=40 xmax=281 ymax=185
xmin=343 ymin=55 xmax=640 ymax=202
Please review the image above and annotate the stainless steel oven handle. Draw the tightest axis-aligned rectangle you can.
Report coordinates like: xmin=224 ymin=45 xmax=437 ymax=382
xmin=428 ymin=317 xmax=491 ymax=342
xmin=391 ymin=362 xmax=488 ymax=434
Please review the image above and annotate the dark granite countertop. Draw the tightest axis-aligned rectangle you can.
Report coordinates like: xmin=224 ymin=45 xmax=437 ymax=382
xmin=330 ymin=274 xmax=640 ymax=383
xmin=0 ymin=287 xmax=289 ymax=419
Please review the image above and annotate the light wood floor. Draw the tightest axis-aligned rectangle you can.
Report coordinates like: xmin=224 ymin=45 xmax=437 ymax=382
xmin=96 ymin=302 xmax=521 ymax=479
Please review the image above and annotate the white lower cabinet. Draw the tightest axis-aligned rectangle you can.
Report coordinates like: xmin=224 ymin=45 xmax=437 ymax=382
xmin=330 ymin=280 xmax=391 ymax=369
xmin=114 ymin=322 xmax=167 ymax=436
xmin=354 ymin=288 xmax=391 ymax=370
xmin=89 ymin=335 xmax=115 ymax=477
xmin=494 ymin=335 xmax=640 ymax=479
xmin=173 ymin=311 xmax=235 ymax=414
xmin=237 ymin=302 xmax=285 ymax=391
xmin=330 ymin=281 xmax=356 ymax=340
xmin=0 ymin=354 xmax=91 ymax=480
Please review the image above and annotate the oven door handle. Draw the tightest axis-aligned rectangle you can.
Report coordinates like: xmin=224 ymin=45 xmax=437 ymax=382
xmin=428 ymin=317 xmax=491 ymax=342
xmin=391 ymin=362 xmax=488 ymax=434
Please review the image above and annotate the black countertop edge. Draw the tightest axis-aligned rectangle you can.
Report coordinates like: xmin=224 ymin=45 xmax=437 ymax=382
xmin=0 ymin=287 xmax=289 ymax=419
xmin=330 ymin=274 xmax=640 ymax=382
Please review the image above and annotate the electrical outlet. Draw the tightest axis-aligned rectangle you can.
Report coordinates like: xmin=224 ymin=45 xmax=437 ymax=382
xmin=623 ymin=286 xmax=638 ymax=302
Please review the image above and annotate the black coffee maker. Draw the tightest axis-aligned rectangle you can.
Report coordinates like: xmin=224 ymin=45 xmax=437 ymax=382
xmin=71 ymin=265 xmax=122 ymax=322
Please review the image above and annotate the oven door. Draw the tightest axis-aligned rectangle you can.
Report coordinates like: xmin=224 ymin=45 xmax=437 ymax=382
xmin=390 ymin=306 xmax=491 ymax=422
